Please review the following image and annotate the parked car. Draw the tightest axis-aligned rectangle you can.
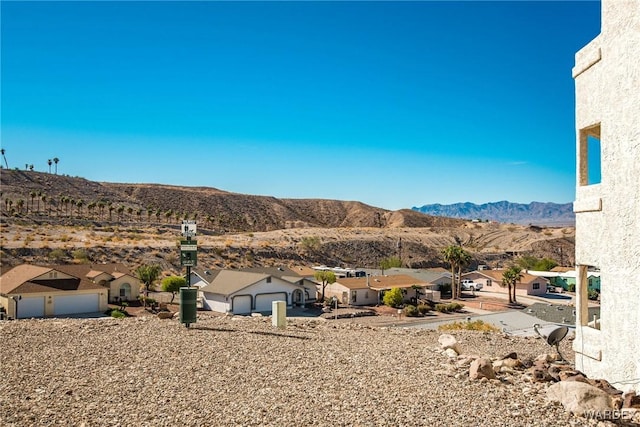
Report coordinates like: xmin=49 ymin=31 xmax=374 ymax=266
xmin=460 ymin=279 xmax=483 ymax=291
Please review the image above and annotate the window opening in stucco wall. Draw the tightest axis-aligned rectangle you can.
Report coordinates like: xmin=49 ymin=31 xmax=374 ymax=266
xmin=579 ymin=124 xmax=602 ymax=186
xmin=578 ymin=264 xmax=601 ymax=330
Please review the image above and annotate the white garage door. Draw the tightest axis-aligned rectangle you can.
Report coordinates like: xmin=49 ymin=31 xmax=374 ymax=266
xmin=232 ymin=295 xmax=252 ymax=314
xmin=255 ymin=293 xmax=287 ymax=313
xmin=18 ymin=297 xmax=45 ymax=319
xmin=54 ymin=294 xmax=100 ymax=316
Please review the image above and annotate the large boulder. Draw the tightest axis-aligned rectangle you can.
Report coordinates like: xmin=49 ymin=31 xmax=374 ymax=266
xmin=469 ymin=358 xmax=496 ymax=380
xmin=438 ymin=334 xmax=461 ymax=354
xmin=547 ymin=381 xmax=615 ymax=416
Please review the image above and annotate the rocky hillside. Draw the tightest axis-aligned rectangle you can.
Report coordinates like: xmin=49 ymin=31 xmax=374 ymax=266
xmin=0 ymin=170 xmax=575 ymax=272
xmin=0 ymin=170 xmax=463 ymax=232
xmin=412 ymin=201 xmax=575 ymax=226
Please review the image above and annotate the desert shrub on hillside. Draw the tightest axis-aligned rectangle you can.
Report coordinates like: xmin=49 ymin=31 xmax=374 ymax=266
xmin=72 ymin=249 xmax=89 ymax=263
xmin=48 ymin=248 xmax=66 ymax=262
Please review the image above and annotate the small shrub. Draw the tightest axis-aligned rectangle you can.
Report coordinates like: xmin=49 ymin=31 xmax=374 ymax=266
xmin=588 ymin=289 xmax=599 ymax=300
xmin=435 ymin=302 xmax=465 ymax=313
xmin=417 ymin=304 xmax=431 ymax=315
xmin=439 ymin=320 xmax=499 ymax=332
xmin=435 ymin=303 xmax=449 ymax=313
xmin=403 ymin=305 xmax=419 ymax=317
xmin=568 ymin=283 xmax=576 ymax=292
xmin=110 ymin=310 xmax=126 ymax=319
xmin=72 ymin=249 xmax=89 ymax=262
xmin=48 ymin=248 xmax=66 ymax=262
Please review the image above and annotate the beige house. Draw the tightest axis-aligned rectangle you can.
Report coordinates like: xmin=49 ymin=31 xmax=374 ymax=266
xmin=462 ymin=270 xmax=548 ymax=297
xmin=572 ymin=0 xmax=640 ymax=392
xmin=0 ymin=265 xmax=109 ymax=318
xmin=53 ymin=263 xmax=142 ymax=304
xmin=325 ymin=274 xmax=438 ymax=306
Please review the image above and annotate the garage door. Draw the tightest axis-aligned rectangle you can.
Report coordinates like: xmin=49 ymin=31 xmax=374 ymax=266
xmin=254 ymin=293 xmax=287 ymax=313
xmin=231 ymin=295 xmax=252 ymax=314
xmin=18 ymin=297 xmax=45 ymax=319
xmin=54 ymin=294 xmax=100 ymax=316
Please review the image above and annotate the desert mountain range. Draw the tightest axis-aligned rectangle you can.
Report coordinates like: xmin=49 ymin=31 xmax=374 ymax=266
xmin=413 ymin=201 xmax=575 ymax=226
xmin=0 ymin=169 xmax=575 ymax=271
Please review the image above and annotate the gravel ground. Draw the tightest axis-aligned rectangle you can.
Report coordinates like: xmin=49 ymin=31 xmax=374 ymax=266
xmin=0 ymin=314 xmax=605 ymax=427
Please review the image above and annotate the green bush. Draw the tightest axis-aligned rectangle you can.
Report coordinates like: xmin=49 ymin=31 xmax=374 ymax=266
xmin=48 ymin=248 xmax=66 ymax=262
xmin=417 ymin=304 xmax=431 ymax=315
xmin=588 ymin=289 xmax=600 ymax=300
xmin=109 ymin=309 xmax=126 ymax=319
xmin=403 ymin=305 xmax=419 ymax=317
xmin=435 ymin=302 xmax=465 ymax=313
xmin=382 ymin=288 xmax=404 ymax=308
xmin=568 ymin=283 xmax=576 ymax=292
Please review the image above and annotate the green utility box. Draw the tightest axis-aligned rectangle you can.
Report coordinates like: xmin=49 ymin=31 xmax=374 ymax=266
xmin=179 ymin=287 xmax=197 ymax=328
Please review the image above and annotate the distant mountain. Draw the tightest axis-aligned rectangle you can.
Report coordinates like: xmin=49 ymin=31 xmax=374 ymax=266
xmin=412 ymin=201 xmax=575 ymax=226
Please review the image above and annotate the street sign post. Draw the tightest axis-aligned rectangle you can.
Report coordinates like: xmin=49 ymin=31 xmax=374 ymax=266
xmin=181 ymin=220 xmax=197 ymax=238
xmin=179 ymin=221 xmax=198 ymax=328
xmin=180 ymin=240 xmax=197 ymax=267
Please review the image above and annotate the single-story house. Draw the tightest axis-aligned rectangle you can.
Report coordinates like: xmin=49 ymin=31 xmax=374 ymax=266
xmin=527 ymin=269 xmax=600 ymax=292
xmin=192 ymin=268 xmax=311 ymax=315
xmin=0 ymin=264 xmax=111 ymax=319
xmin=325 ymin=274 xmax=440 ymax=306
xmin=53 ymin=263 xmax=142 ymax=303
xmin=361 ymin=267 xmax=451 ymax=289
xmin=462 ymin=270 xmax=549 ymax=296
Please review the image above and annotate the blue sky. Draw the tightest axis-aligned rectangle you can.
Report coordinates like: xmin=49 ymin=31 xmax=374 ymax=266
xmin=1 ymin=1 xmax=601 ymax=210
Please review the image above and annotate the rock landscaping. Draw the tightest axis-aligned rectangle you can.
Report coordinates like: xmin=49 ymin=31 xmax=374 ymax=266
xmin=1 ymin=315 xmax=637 ymax=426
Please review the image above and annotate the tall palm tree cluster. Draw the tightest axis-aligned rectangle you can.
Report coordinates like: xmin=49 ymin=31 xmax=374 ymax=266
xmin=0 ymin=190 xmax=219 ymax=230
xmin=441 ymin=245 xmax=472 ymax=300
xmin=0 ymin=149 xmax=59 ymax=174
xmin=501 ymin=265 xmax=524 ymax=304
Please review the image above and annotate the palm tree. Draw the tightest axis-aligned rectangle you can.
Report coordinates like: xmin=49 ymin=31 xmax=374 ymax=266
xmin=36 ymin=191 xmax=42 ymax=212
xmin=135 ymin=264 xmax=162 ymax=306
xmin=76 ymin=199 xmax=84 ymax=217
xmin=442 ymin=245 xmax=465 ymax=299
xmin=29 ymin=164 xmax=34 ymax=171
xmin=53 ymin=157 xmax=59 ymax=174
xmin=16 ymin=199 xmax=25 ymax=214
xmin=501 ymin=266 xmax=524 ymax=304
xmin=108 ymin=205 xmax=115 ymax=221
xmin=1 ymin=148 xmax=8 ymax=169
xmin=48 ymin=159 xmax=52 ymax=173
xmin=29 ymin=191 xmax=37 ymax=213
xmin=41 ymin=194 xmax=47 ymax=215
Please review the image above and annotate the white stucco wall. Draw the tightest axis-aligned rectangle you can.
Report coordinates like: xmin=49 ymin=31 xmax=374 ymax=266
xmin=573 ymin=0 xmax=640 ymax=392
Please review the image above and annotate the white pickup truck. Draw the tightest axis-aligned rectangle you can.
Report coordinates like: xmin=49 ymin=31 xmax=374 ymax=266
xmin=460 ymin=279 xmax=483 ymax=291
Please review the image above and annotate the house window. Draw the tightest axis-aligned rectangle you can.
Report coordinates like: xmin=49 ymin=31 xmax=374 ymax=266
xmin=533 ymin=283 xmax=540 ymax=290
xmin=579 ymin=124 xmax=601 ymax=186
xmin=486 ymin=279 xmax=492 ymax=287
xmin=352 ymin=291 xmax=357 ymax=303
xmin=266 ymin=277 xmax=271 ymax=283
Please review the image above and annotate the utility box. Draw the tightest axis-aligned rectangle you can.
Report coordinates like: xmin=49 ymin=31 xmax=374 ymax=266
xmin=180 ymin=287 xmax=197 ymax=328
xmin=272 ymin=300 xmax=286 ymax=329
